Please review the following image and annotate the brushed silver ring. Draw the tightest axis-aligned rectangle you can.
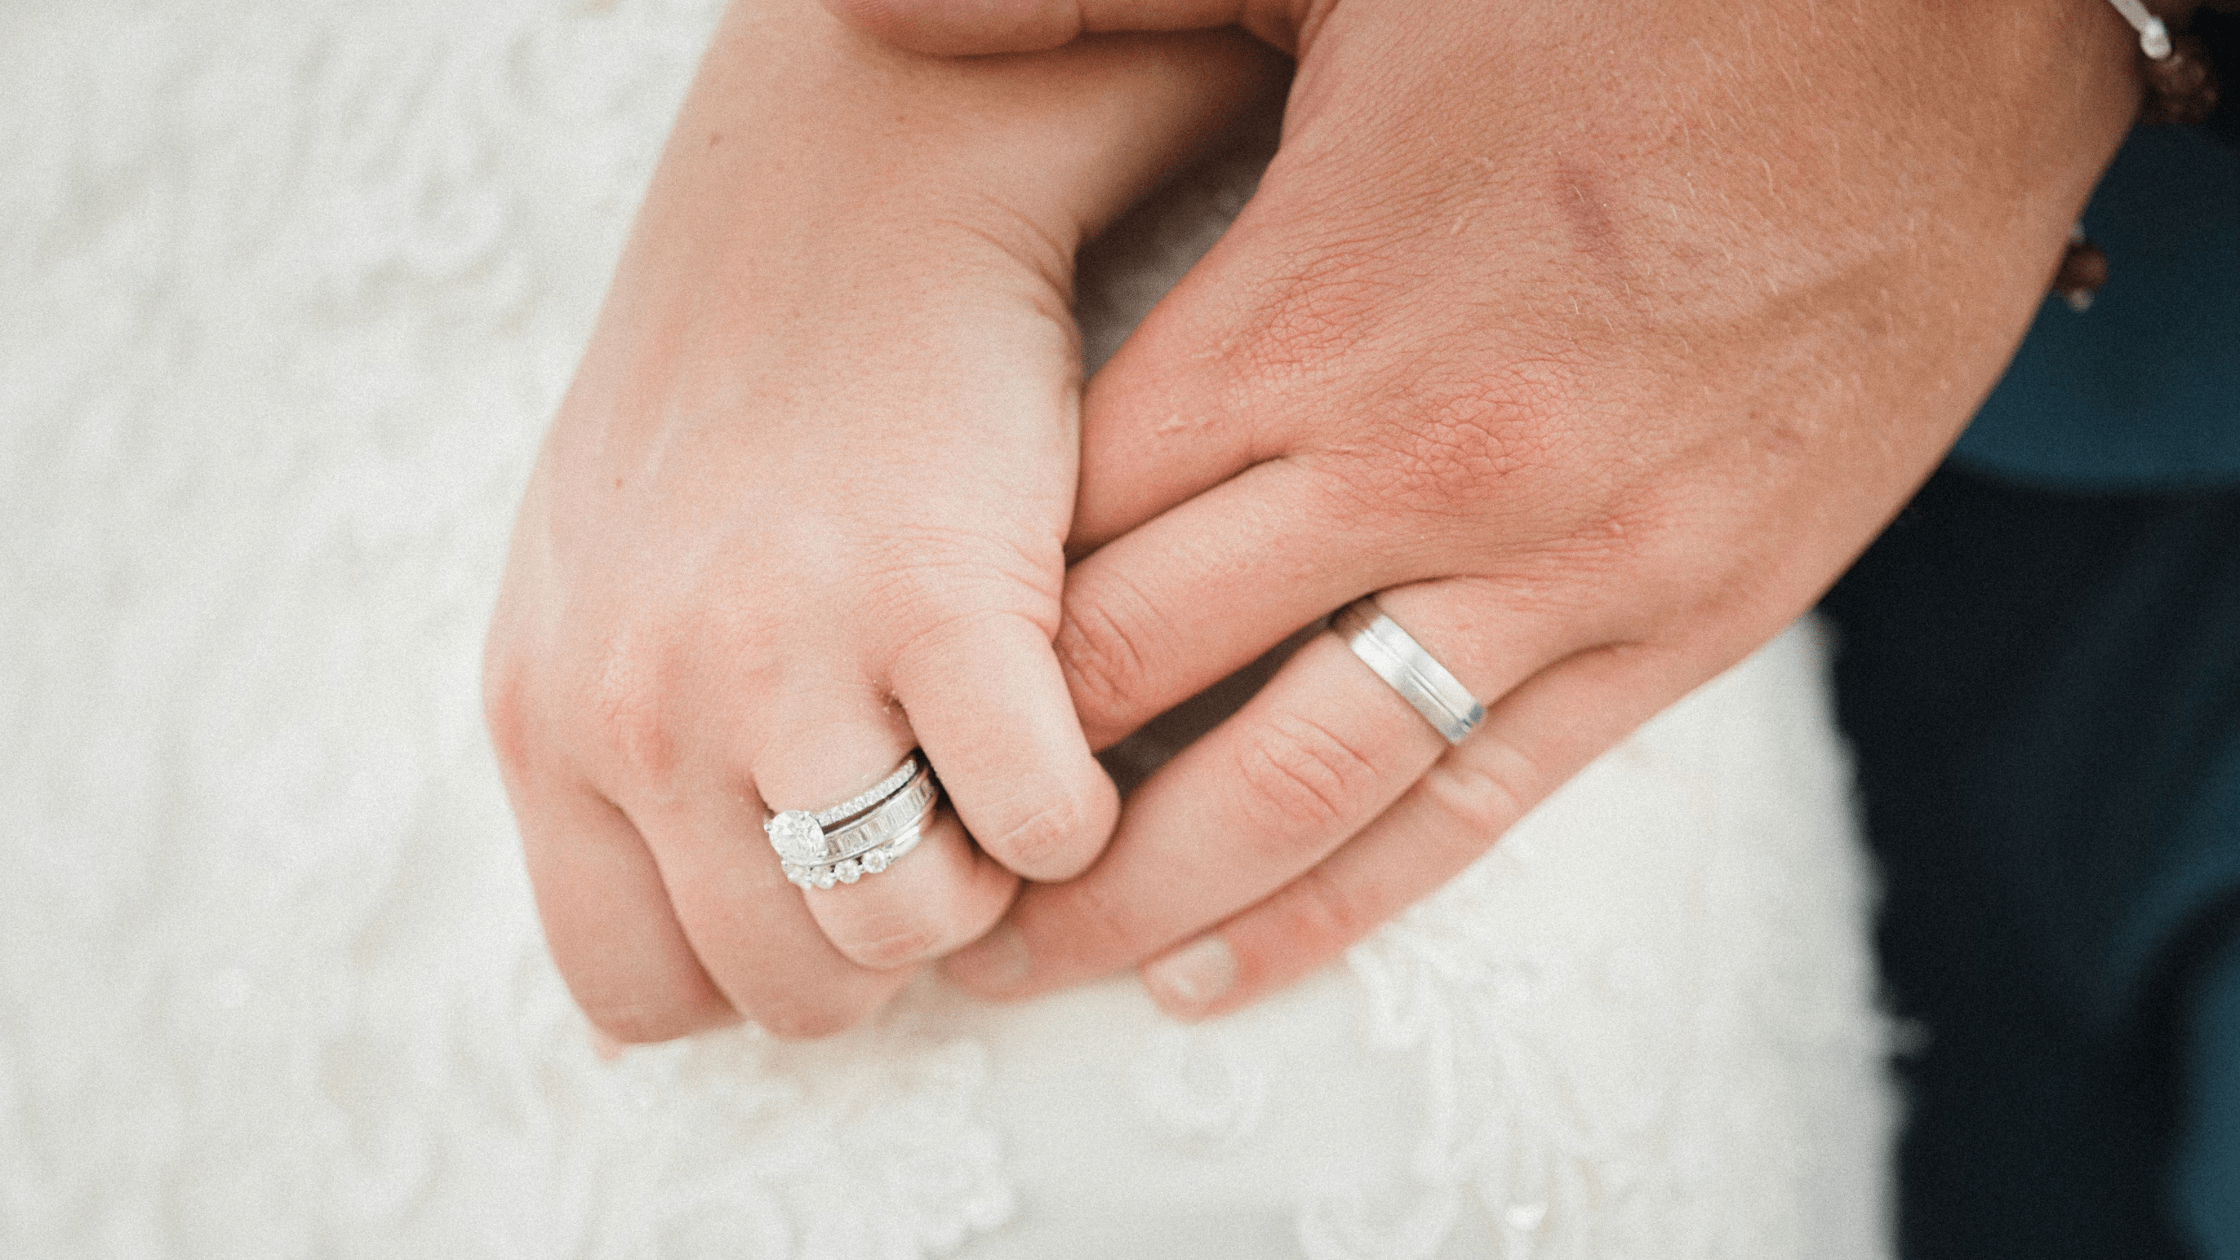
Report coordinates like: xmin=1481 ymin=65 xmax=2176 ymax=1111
xmin=1330 ymin=597 xmax=1484 ymax=745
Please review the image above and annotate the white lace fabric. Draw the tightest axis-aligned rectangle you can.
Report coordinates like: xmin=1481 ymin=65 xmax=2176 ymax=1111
xmin=0 ymin=2 xmax=1895 ymax=1256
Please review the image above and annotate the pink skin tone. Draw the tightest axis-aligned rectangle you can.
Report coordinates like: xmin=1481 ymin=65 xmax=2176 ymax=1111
xmin=490 ymin=0 xmax=2142 ymax=1042
xmin=832 ymin=0 xmax=2141 ymax=1017
xmin=483 ymin=0 xmax=1280 ymax=1043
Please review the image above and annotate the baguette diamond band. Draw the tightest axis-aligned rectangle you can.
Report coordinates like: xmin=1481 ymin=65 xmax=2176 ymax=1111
xmin=1330 ymin=597 xmax=1485 ymax=745
xmin=765 ymin=752 xmax=941 ymax=889
xmin=785 ymin=822 xmax=929 ymax=891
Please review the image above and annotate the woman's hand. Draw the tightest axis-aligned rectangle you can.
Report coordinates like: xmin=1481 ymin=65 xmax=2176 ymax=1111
xmin=481 ymin=0 xmax=1278 ymax=1042
xmin=828 ymin=0 xmax=2146 ymax=1017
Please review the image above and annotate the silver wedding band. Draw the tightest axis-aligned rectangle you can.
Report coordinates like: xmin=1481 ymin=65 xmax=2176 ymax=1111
xmin=764 ymin=752 xmax=941 ymax=889
xmin=1330 ymin=597 xmax=1485 ymax=745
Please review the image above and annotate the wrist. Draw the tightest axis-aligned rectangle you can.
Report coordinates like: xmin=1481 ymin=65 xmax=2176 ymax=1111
xmin=682 ymin=0 xmax=1277 ymax=278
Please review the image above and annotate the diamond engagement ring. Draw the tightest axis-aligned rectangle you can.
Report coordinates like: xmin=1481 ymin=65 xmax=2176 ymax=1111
xmin=764 ymin=752 xmax=941 ymax=890
xmin=1330 ymin=597 xmax=1485 ymax=745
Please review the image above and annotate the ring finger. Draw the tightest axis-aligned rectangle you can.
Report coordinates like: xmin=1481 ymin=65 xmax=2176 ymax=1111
xmin=798 ymin=784 xmax=1020 ymax=973
xmin=1138 ymin=631 xmax=1719 ymax=1019
xmin=795 ymin=599 xmax=1127 ymax=967
xmin=744 ymin=710 xmax=1017 ymax=975
xmin=623 ymin=756 xmax=919 ymax=1039
xmin=941 ymin=581 xmax=1568 ymax=998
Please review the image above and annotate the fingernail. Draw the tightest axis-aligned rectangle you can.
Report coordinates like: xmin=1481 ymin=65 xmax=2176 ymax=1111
xmin=590 ymin=1028 xmax=626 ymax=1062
xmin=1141 ymin=935 xmax=1236 ymax=1017
xmin=943 ymin=922 xmax=1031 ymax=995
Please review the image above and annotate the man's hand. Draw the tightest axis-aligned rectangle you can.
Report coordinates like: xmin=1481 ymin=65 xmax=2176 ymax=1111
xmin=830 ymin=0 xmax=2144 ymax=1015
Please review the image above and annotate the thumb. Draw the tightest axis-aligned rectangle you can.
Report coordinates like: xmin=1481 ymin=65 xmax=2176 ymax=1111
xmin=823 ymin=0 xmax=1300 ymax=57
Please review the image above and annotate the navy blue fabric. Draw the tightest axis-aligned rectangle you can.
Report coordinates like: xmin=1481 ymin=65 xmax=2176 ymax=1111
xmin=2178 ymin=922 xmax=2240 ymax=1257
xmin=1954 ymin=125 xmax=2240 ymax=490
xmin=2202 ymin=10 xmax=2240 ymax=149
xmin=1837 ymin=106 xmax=2240 ymax=1254
xmin=1821 ymin=466 xmax=2240 ymax=1258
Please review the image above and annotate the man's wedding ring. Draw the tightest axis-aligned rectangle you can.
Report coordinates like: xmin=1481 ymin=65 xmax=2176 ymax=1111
xmin=1330 ymin=597 xmax=1485 ymax=745
xmin=764 ymin=752 xmax=940 ymax=890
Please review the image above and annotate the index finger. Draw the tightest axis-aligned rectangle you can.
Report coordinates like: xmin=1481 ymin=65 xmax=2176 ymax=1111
xmin=943 ymin=581 xmax=1567 ymax=999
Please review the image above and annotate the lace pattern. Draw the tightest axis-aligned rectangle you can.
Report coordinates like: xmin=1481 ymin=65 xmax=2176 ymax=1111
xmin=0 ymin=2 xmax=1894 ymax=1255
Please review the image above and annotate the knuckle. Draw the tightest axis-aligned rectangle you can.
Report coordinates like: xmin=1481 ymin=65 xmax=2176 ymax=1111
xmin=480 ymin=653 xmax=533 ymax=778
xmin=1228 ymin=238 xmax=1396 ymax=384
xmin=886 ymin=605 xmax=1039 ymax=693
xmin=1272 ymin=866 xmax=1376 ymax=957
xmin=924 ymin=193 xmax=1076 ymax=297
xmin=580 ymin=633 xmax=681 ymax=789
xmin=868 ymin=526 xmax=1057 ymax=621
xmin=1353 ymin=361 xmax=1579 ymax=522
xmin=974 ymin=783 xmax=1101 ymax=878
xmin=1423 ymin=755 xmax=1529 ymax=842
xmin=1232 ymin=712 xmax=1382 ymax=842
xmin=599 ymin=695 xmax=677 ymax=789
xmin=1405 ymin=375 xmax=1548 ymax=492
xmin=1053 ymin=587 xmax=1159 ymax=744
xmin=875 ymin=565 xmax=1061 ymax=685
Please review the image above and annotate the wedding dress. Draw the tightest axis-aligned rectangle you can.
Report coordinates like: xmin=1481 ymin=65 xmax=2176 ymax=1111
xmin=0 ymin=1 xmax=1895 ymax=1255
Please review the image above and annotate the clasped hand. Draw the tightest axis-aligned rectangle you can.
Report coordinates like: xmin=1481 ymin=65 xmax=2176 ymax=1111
xmin=483 ymin=0 xmax=2137 ymax=1042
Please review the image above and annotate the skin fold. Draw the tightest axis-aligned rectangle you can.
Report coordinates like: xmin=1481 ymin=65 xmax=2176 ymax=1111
xmin=482 ymin=0 xmax=1280 ymax=1042
xmin=834 ymin=0 xmax=2144 ymax=1018
xmin=490 ymin=0 xmax=2143 ymax=1040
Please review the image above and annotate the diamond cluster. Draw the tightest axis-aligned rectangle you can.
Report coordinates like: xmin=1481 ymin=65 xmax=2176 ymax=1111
xmin=764 ymin=753 xmax=936 ymax=889
xmin=783 ymin=825 xmax=923 ymax=890
xmin=766 ymin=810 xmax=827 ymax=865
